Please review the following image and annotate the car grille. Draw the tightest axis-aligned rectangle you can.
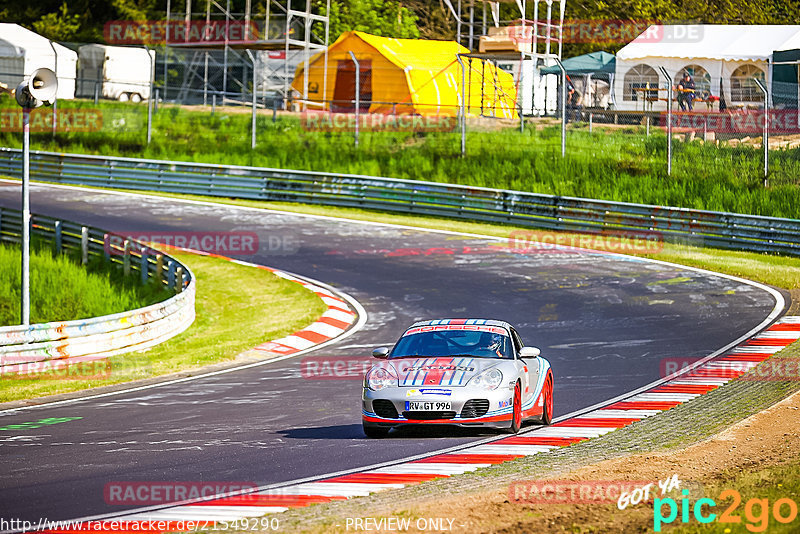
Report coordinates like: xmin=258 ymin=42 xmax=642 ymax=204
xmin=372 ymin=399 xmax=398 ymax=419
xmin=402 ymin=411 xmax=457 ymax=420
xmin=461 ymin=399 xmax=490 ymax=418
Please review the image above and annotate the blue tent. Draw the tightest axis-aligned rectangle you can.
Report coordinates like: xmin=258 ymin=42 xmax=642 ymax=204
xmin=540 ymin=51 xmax=616 ymax=76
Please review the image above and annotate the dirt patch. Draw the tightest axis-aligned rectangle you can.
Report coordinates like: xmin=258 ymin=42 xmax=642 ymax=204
xmin=788 ymin=288 xmax=800 ymax=315
xmin=294 ymin=389 xmax=800 ymax=533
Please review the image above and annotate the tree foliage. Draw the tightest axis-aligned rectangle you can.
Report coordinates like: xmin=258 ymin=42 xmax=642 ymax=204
xmin=323 ymin=0 xmax=419 ymax=41
xmin=32 ymin=3 xmax=82 ymax=42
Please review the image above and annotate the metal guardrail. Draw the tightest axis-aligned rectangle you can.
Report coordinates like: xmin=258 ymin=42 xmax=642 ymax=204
xmin=0 ymin=205 xmax=195 ymax=375
xmin=0 ymin=148 xmax=799 ymax=256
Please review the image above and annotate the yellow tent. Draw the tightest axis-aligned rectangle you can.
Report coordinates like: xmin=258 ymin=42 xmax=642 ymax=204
xmin=292 ymin=31 xmax=518 ymax=118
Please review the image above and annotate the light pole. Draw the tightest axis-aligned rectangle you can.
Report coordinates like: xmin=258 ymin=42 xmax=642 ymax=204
xmin=14 ymin=68 xmax=58 ymax=326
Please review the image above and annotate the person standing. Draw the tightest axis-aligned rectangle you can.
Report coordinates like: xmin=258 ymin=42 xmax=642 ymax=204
xmin=566 ymin=78 xmax=582 ymax=122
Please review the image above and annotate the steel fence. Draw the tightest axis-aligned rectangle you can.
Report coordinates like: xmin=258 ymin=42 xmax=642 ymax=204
xmin=0 ymin=148 xmax=798 ymax=257
xmin=0 ymin=205 xmax=195 ymax=376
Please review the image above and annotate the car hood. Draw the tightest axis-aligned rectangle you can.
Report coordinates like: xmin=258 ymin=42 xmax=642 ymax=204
xmin=388 ymin=357 xmax=501 ymax=387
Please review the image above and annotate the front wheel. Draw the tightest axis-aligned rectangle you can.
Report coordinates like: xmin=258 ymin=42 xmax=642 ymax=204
xmin=540 ymin=373 xmax=554 ymax=425
xmin=507 ymin=381 xmax=522 ymax=434
xmin=363 ymin=423 xmax=390 ymax=439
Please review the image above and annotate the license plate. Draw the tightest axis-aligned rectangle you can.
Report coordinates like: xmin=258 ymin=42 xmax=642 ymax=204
xmin=405 ymin=401 xmax=451 ymax=411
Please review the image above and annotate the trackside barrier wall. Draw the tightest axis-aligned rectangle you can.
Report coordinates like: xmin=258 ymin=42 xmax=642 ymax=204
xmin=0 ymin=206 xmax=195 ymax=374
xmin=0 ymin=148 xmax=799 ymax=256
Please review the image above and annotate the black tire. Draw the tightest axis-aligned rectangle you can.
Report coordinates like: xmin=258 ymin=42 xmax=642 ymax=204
xmin=507 ymin=381 xmax=522 ymax=434
xmin=540 ymin=372 xmax=554 ymax=425
xmin=363 ymin=423 xmax=390 ymax=438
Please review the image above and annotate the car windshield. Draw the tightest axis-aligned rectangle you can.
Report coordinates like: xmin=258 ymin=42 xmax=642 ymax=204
xmin=390 ymin=326 xmax=512 ymax=359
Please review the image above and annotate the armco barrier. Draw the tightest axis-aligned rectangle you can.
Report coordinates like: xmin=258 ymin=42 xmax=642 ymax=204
xmin=0 ymin=206 xmax=194 ymax=375
xmin=0 ymin=148 xmax=799 ymax=256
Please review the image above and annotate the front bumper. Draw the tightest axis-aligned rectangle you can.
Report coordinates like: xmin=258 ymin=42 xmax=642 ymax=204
xmin=362 ymin=385 xmax=516 ymax=429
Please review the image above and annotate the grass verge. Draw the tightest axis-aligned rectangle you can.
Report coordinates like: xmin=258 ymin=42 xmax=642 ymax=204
xmin=0 ymin=250 xmax=327 ymax=403
xmin=0 ymin=241 xmax=170 ymax=325
xmin=1 ymin=97 xmax=799 ymax=218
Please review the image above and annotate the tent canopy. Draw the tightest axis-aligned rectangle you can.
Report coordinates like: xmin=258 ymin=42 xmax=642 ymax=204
xmin=617 ymin=25 xmax=800 ymax=62
xmin=0 ymin=23 xmax=77 ymax=99
xmin=772 ymin=48 xmax=800 ymax=108
xmin=293 ymin=31 xmax=517 ymax=118
xmin=540 ymin=51 xmax=615 ymax=76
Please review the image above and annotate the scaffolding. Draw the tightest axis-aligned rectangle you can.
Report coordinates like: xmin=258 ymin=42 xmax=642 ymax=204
xmin=160 ymin=0 xmax=329 ymax=106
xmin=441 ymin=0 xmax=565 ymax=57
xmin=442 ymin=0 xmax=566 ymax=115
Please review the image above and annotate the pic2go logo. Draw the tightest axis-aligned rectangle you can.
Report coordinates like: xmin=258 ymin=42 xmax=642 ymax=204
xmin=654 ymin=489 xmax=799 ymax=532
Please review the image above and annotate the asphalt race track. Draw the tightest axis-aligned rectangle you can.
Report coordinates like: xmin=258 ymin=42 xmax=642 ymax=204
xmin=0 ymin=183 xmax=784 ymax=523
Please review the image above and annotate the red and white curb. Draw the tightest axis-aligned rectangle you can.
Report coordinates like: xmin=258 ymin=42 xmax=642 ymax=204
xmin=39 ymin=316 xmax=800 ymax=533
xmin=178 ymin=250 xmax=359 ymax=359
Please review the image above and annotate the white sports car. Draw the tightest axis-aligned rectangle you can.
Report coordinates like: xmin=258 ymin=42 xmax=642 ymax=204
xmin=362 ymin=319 xmax=554 ymax=438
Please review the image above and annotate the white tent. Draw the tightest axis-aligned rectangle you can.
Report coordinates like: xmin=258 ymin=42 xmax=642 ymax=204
xmin=613 ymin=25 xmax=800 ymax=111
xmin=0 ymin=23 xmax=77 ymax=100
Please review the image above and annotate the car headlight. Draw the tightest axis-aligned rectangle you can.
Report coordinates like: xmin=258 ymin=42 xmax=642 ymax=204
xmin=365 ymin=366 xmax=398 ymax=391
xmin=469 ymin=368 xmax=503 ymax=390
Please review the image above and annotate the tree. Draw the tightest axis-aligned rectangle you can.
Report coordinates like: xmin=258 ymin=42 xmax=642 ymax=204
xmin=323 ymin=0 xmax=420 ymax=41
xmin=32 ymin=3 xmax=83 ymax=42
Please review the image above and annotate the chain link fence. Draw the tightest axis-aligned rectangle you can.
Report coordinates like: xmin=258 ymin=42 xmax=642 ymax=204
xmin=1 ymin=47 xmax=798 ymax=219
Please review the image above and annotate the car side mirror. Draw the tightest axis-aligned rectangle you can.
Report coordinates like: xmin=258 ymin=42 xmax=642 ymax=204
xmin=519 ymin=346 xmax=540 ymax=358
xmin=372 ymin=347 xmax=389 ymax=359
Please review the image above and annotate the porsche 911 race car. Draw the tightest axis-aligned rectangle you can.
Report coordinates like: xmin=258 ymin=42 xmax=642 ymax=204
xmin=362 ymin=319 xmax=554 ymax=438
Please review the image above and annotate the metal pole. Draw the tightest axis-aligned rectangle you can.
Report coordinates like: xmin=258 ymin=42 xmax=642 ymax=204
xmin=284 ymin=0 xmax=291 ymax=109
xmin=659 ymin=66 xmax=672 ymax=176
xmin=48 ymin=41 xmax=58 ymax=138
xmin=252 ymin=65 xmax=257 ymax=149
xmin=755 ymin=78 xmax=769 ymax=185
xmin=457 ymin=0 xmax=461 ymax=46
xmin=21 ymin=108 xmax=30 ymax=326
xmin=323 ymin=0 xmax=330 ymax=109
xmin=247 ymin=50 xmax=257 ymax=149
xmin=555 ymin=58 xmax=566 ymax=157
xmin=457 ymin=54 xmax=467 ymax=156
xmin=147 ymin=47 xmax=155 ymax=144
xmin=165 ymin=0 xmax=171 ymax=100
xmin=468 ymin=3 xmax=474 ymax=51
xmin=349 ymin=51 xmax=360 ymax=148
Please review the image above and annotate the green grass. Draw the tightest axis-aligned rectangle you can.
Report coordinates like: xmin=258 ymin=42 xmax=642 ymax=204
xmin=0 ymin=250 xmax=328 ymax=402
xmin=1 ymin=96 xmax=799 ymax=219
xmin=0 ymin=242 xmax=170 ymax=326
